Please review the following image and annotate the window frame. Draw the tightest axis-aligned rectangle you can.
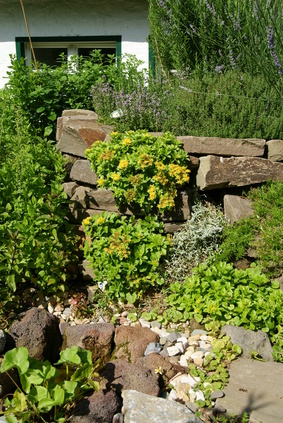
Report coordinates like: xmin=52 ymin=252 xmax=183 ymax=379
xmin=15 ymin=36 xmax=122 ymax=66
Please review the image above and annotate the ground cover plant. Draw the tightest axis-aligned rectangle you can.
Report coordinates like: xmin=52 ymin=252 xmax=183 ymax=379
xmin=163 ymin=261 xmax=283 ymax=361
xmin=0 ymin=346 xmax=99 ymax=422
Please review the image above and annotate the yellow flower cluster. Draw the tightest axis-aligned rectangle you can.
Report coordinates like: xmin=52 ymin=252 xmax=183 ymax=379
xmin=155 ymin=161 xmax=166 ymax=171
xmin=125 ymin=188 xmax=137 ymax=202
xmin=111 ymin=131 xmax=118 ymax=136
xmin=148 ymin=185 xmax=157 ymax=201
xmin=97 ymin=177 xmax=106 ymax=186
xmin=118 ymin=159 xmax=129 ymax=170
xmin=138 ymin=154 xmax=154 ymax=169
xmin=129 ymin=174 xmax=142 ymax=185
xmin=96 ymin=216 xmax=105 ymax=225
xmin=158 ymin=192 xmax=176 ymax=210
xmin=99 ymin=149 xmax=114 ymax=161
xmin=111 ymin=173 xmax=120 ymax=182
xmin=104 ymin=232 xmax=131 ymax=258
xmin=168 ymin=164 xmax=190 ymax=184
xmin=123 ymin=138 xmax=131 ymax=146
xmin=82 ymin=217 xmax=91 ymax=226
xmin=153 ymin=172 xmax=169 ymax=186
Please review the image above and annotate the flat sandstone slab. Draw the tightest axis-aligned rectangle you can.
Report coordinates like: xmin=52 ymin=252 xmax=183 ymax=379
xmin=216 ymin=358 xmax=283 ymax=423
xmin=196 ymin=155 xmax=283 ymax=190
xmin=178 ymin=136 xmax=266 ymax=157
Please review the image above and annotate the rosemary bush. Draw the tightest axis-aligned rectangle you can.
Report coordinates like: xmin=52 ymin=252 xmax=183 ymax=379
xmin=148 ymin=0 xmax=282 ymax=84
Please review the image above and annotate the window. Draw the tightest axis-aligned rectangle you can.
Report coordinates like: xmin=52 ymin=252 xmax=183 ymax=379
xmin=16 ymin=36 xmax=121 ymax=67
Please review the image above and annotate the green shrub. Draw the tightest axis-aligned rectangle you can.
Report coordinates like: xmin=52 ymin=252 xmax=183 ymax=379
xmin=217 ymin=181 xmax=283 ymax=277
xmin=83 ymin=212 xmax=171 ymax=303
xmin=0 ymin=102 xmax=77 ymax=306
xmin=85 ymin=130 xmax=190 ymax=214
xmin=165 ymin=200 xmax=226 ymax=283
xmin=5 ymin=51 xmax=115 ymax=137
xmin=164 ymin=261 xmax=283 ymax=360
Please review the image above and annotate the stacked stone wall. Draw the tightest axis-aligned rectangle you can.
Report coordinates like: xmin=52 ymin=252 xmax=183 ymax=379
xmin=56 ymin=109 xmax=283 ymax=229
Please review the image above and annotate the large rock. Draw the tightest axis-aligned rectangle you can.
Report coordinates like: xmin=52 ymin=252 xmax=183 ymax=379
xmin=267 ymin=139 xmax=283 ymax=162
xmin=62 ymin=323 xmax=115 ymax=365
xmin=70 ymin=159 xmax=97 ymax=185
xmin=71 ymin=186 xmax=92 ymax=209
xmin=7 ymin=308 xmax=61 ymax=362
xmin=178 ymin=136 xmax=265 ymax=157
xmin=78 ymin=259 xmax=95 ymax=281
xmin=196 ymin=155 xmax=283 ymax=190
xmin=87 ymin=188 xmax=119 ymax=212
xmin=122 ymin=390 xmax=203 ymax=423
xmin=56 ymin=111 xmax=113 ymax=158
xmin=136 ymin=352 xmax=184 ymax=386
xmin=223 ymin=194 xmax=254 ymax=224
xmin=216 ymin=358 xmax=283 ymax=423
xmin=221 ymin=325 xmax=274 ymax=361
xmin=100 ymin=359 xmax=160 ymax=396
xmin=70 ymin=389 xmax=121 ymax=423
xmin=114 ymin=326 xmax=159 ymax=363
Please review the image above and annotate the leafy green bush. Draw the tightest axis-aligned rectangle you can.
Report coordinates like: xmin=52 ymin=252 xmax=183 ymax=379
xmin=6 ymin=51 xmax=115 ymax=137
xmin=83 ymin=212 xmax=171 ymax=303
xmin=0 ymin=346 xmax=99 ymax=422
xmin=164 ymin=261 xmax=283 ymax=360
xmin=85 ymin=130 xmax=190 ymax=214
xmin=165 ymin=200 xmax=226 ymax=283
xmin=0 ymin=98 xmax=77 ymax=306
xmin=217 ymin=181 xmax=283 ymax=277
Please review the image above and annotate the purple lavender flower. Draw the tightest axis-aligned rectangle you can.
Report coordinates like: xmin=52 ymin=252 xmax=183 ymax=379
xmin=205 ymin=0 xmax=216 ymax=16
xmin=230 ymin=14 xmax=241 ymax=31
xmin=229 ymin=50 xmax=236 ymax=69
xmin=215 ymin=64 xmax=225 ymax=73
xmin=253 ymin=1 xmax=259 ymax=20
xmin=267 ymin=26 xmax=282 ymax=74
xmin=189 ymin=23 xmax=196 ymax=33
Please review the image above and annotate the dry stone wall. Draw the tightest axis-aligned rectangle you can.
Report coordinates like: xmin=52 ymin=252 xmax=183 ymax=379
xmin=56 ymin=109 xmax=283 ymax=229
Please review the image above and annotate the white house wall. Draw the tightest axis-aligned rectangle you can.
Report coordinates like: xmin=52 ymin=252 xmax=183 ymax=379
xmin=0 ymin=0 xmax=149 ymax=88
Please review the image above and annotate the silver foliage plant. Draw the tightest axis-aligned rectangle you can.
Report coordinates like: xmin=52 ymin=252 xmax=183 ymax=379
xmin=165 ymin=200 xmax=226 ymax=282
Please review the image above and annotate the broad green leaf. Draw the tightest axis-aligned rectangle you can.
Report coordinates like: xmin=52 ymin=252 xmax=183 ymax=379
xmin=50 ymin=385 xmax=65 ymax=406
xmin=1 ymin=347 xmax=29 ymax=374
xmin=56 ymin=346 xmax=92 ymax=366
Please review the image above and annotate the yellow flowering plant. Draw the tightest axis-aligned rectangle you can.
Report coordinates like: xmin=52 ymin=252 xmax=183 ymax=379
xmin=85 ymin=130 xmax=190 ymax=214
xmin=83 ymin=212 xmax=171 ymax=302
